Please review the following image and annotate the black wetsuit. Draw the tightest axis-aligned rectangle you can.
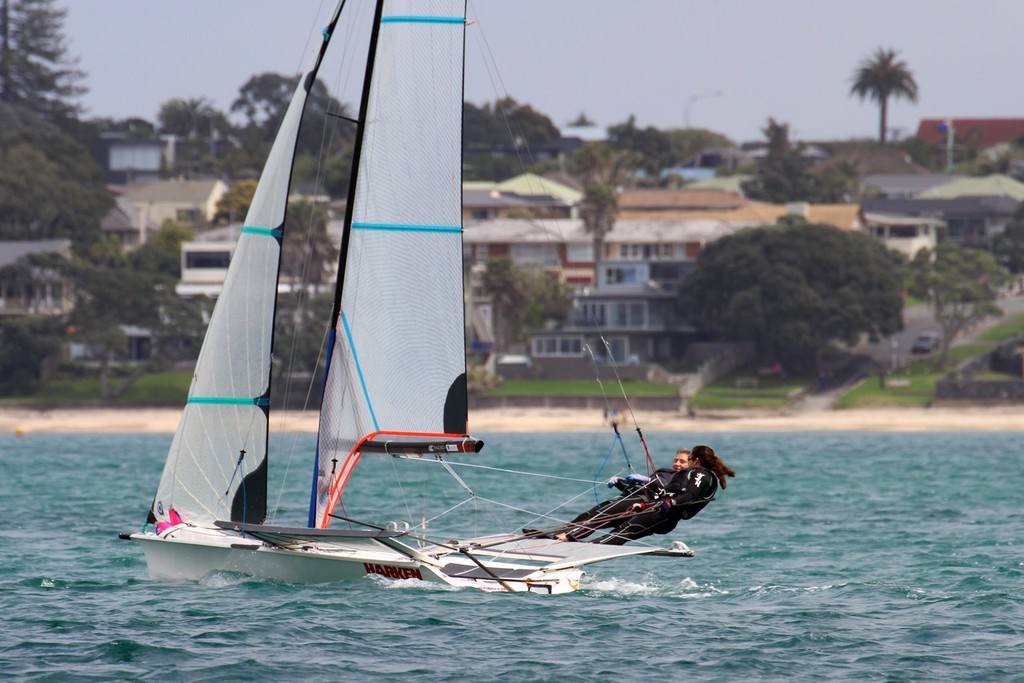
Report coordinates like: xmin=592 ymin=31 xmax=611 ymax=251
xmin=591 ymin=466 xmax=718 ymax=545
xmin=541 ymin=468 xmax=675 ymax=542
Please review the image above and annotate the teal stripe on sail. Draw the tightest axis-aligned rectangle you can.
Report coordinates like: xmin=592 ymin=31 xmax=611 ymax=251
xmin=381 ymin=16 xmax=463 ymax=25
xmin=340 ymin=311 xmax=380 ymax=430
xmin=188 ymin=396 xmax=271 ymax=407
xmin=241 ymin=226 xmax=284 ymax=238
xmin=352 ymin=222 xmax=461 ymax=234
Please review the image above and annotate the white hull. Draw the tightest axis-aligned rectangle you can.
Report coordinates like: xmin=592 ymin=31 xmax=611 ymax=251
xmin=131 ymin=526 xmax=581 ymax=594
xmin=129 ymin=524 xmax=692 ymax=594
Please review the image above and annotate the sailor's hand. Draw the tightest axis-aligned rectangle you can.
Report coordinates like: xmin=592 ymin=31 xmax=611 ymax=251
xmin=625 ymin=473 xmax=650 ymax=484
xmin=606 ymin=476 xmax=622 ymax=488
xmin=630 ymin=502 xmax=644 ymax=512
xmin=658 ymin=499 xmax=674 ymax=513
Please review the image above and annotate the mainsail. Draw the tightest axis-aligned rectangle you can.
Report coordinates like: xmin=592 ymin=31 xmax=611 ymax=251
xmin=313 ymin=0 xmax=470 ymax=527
xmin=151 ymin=5 xmax=345 ymax=527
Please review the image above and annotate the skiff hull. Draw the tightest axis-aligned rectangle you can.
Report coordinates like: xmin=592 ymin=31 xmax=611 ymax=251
xmin=129 ymin=524 xmax=692 ymax=595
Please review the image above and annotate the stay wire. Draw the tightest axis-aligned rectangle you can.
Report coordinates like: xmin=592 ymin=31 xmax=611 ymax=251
xmin=600 ymin=336 xmax=658 ymax=475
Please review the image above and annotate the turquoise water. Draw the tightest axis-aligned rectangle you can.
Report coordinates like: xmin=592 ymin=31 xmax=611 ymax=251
xmin=2 ymin=429 xmax=1022 ymax=681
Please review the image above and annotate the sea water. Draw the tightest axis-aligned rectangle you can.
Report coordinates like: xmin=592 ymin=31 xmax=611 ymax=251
xmin=1 ymin=429 xmax=1022 ymax=681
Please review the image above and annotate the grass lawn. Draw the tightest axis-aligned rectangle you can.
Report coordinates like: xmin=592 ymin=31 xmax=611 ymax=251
xmin=687 ymin=372 xmax=806 ymax=410
xmin=485 ymin=379 xmax=679 ymax=398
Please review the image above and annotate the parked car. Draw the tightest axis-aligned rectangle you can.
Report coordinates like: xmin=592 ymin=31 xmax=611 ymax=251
xmin=911 ymin=331 xmax=941 ymax=354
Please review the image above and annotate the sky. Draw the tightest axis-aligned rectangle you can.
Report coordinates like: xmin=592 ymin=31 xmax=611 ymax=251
xmin=62 ymin=0 xmax=1024 ymax=145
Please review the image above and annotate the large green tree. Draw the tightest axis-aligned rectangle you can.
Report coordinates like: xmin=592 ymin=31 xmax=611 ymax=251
xmin=681 ymin=222 xmax=905 ymax=372
xmin=849 ymin=47 xmax=919 ymax=145
xmin=0 ymin=0 xmax=83 ymax=121
xmin=0 ymin=103 xmax=111 ymax=250
xmin=906 ymin=242 xmax=1006 ymax=367
xmin=481 ymin=257 xmax=573 ymax=351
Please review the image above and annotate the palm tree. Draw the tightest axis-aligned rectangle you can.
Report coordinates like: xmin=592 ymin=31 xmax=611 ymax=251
xmin=849 ymin=47 xmax=918 ymax=145
xmin=571 ymin=142 xmax=626 ymax=286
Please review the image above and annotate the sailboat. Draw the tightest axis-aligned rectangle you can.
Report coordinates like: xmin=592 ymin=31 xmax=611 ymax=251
xmin=125 ymin=0 xmax=692 ymax=594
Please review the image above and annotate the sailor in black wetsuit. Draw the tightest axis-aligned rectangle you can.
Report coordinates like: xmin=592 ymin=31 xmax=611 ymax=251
xmin=524 ymin=449 xmax=691 ymax=542
xmin=591 ymin=444 xmax=735 ymax=545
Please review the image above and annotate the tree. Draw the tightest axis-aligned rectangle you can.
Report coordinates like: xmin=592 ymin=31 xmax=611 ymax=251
xmin=462 ymin=97 xmax=560 ymax=180
xmin=128 ymin=222 xmax=194 ymax=278
xmin=681 ymin=223 xmax=904 ymax=372
xmin=849 ymin=47 xmax=918 ymax=145
xmin=742 ymin=118 xmax=828 ymax=203
xmin=607 ymin=115 xmax=673 ymax=178
xmin=992 ymin=203 xmax=1024 ymax=274
xmin=481 ymin=257 xmax=524 ymax=351
xmin=0 ymin=103 xmax=112 ymax=250
xmin=280 ymin=199 xmax=333 ymax=291
xmin=481 ymin=257 xmax=574 ymax=351
xmin=906 ymin=242 xmax=1007 ymax=367
xmin=572 ymin=142 xmax=627 ymax=285
xmin=0 ymin=0 xmax=84 ymax=121
xmin=157 ymin=97 xmax=231 ymax=176
xmin=215 ymin=179 xmax=258 ymax=224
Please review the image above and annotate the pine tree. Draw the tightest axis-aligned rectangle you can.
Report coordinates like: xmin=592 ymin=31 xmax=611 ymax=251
xmin=0 ymin=0 xmax=84 ymax=121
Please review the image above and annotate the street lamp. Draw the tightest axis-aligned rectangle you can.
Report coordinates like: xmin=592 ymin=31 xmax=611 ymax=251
xmin=684 ymin=90 xmax=722 ymax=128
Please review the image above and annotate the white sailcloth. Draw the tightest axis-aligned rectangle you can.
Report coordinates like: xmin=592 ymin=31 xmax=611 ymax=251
xmin=152 ymin=7 xmax=344 ymax=527
xmin=315 ymin=0 xmax=468 ymax=527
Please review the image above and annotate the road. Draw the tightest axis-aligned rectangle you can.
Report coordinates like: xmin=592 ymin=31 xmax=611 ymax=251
xmin=793 ymin=292 xmax=1024 ymax=412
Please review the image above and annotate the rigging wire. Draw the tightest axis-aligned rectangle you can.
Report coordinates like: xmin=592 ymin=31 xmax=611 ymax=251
xmin=601 ymin=336 xmax=658 ymax=475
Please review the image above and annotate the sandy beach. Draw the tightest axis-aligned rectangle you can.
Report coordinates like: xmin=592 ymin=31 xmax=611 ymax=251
xmin=2 ymin=404 xmax=1023 ymax=434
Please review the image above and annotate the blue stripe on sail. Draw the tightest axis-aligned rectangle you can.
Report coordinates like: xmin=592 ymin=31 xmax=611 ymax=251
xmin=352 ymin=222 xmax=461 ymax=234
xmin=381 ymin=16 xmax=463 ymax=25
xmin=188 ymin=396 xmax=271 ymax=407
xmin=241 ymin=226 xmax=284 ymax=238
xmin=341 ymin=311 xmax=380 ymax=431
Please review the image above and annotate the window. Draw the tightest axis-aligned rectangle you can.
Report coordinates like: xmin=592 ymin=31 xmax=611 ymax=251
xmin=604 ymin=265 xmax=644 ymax=285
xmin=510 ymin=243 xmax=557 ymax=266
xmin=532 ymin=336 xmax=583 ymax=357
xmin=566 ymin=243 xmax=593 ymax=262
xmin=186 ymin=251 xmax=231 ymax=269
xmin=618 ymin=244 xmax=672 ymax=260
xmin=609 ymin=302 xmax=646 ymax=328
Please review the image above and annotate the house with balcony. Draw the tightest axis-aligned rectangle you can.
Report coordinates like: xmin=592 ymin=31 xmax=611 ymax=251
xmin=0 ymin=240 xmax=75 ymax=317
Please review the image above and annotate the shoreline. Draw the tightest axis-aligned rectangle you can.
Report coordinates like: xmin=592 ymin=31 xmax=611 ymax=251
xmin=2 ymin=405 xmax=1024 ymax=434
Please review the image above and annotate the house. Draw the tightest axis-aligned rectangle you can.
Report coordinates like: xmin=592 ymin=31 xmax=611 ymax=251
xmin=176 ymin=219 xmax=344 ymax=298
xmin=860 ymin=212 xmax=943 ymax=260
xmin=121 ymin=178 xmax=229 ymax=228
xmin=0 ymin=239 xmax=75 ymax=317
xmin=94 ymin=132 xmax=165 ymax=184
xmin=462 ymin=173 xmax=581 ymax=221
xmin=101 ymin=195 xmax=160 ymax=249
xmin=464 ymin=216 xmax=754 ymax=370
xmin=860 ymin=196 xmax=1019 ymax=250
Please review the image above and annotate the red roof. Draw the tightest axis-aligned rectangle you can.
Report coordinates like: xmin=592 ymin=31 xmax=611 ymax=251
xmin=916 ymin=118 xmax=1024 ymax=147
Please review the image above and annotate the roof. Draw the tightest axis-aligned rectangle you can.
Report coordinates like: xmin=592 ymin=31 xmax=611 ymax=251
xmin=619 ymin=202 xmax=862 ymax=231
xmin=684 ymin=175 xmax=751 ymax=194
xmin=914 ymin=174 xmax=1024 ymax=202
xmin=862 ymin=212 xmax=945 ymax=227
xmin=916 ymin=118 xmax=1024 ymax=148
xmin=860 ymin=174 xmax=963 ymax=198
xmin=0 ymin=239 xmax=72 ymax=268
xmin=464 ymin=217 xmax=761 ymax=245
xmin=101 ymin=196 xmax=158 ymax=234
xmin=861 ymin=195 xmax=1019 ymax=217
xmin=122 ymin=178 xmax=227 ymax=203
xmin=618 ymin=188 xmax=744 ymax=211
xmin=494 ymin=173 xmax=582 ymax=202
